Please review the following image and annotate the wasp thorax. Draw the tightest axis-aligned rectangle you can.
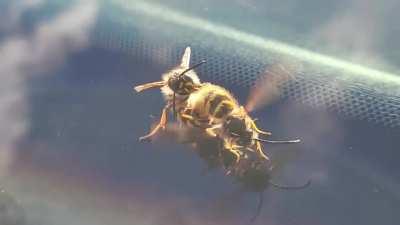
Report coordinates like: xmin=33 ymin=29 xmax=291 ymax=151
xmin=168 ymin=73 xmax=195 ymax=95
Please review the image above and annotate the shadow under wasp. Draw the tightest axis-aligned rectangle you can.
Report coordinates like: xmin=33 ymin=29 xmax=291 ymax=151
xmin=153 ymin=123 xmax=311 ymax=223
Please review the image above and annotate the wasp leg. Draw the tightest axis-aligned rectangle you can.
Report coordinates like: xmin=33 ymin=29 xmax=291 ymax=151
xmin=205 ymin=128 xmax=218 ymax=137
xmin=255 ymin=141 xmax=270 ymax=161
xmin=227 ymin=145 xmax=242 ymax=164
xmin=180 ymin=113 xmax=195 ymax=121
xmin=139 ymin=104 xmax=170 ymax=141
xmin=222 ymin=146 xmax=242 ymax=175
xmin=179 ymin=112 xmax=199 ymax=128
xmin=251 ymin=120 xmax=272 ymax=136
xmin=205 ymin=124 xmax=223 ymax=138
xmin=221 ymin=148 xmax=238 ymax=172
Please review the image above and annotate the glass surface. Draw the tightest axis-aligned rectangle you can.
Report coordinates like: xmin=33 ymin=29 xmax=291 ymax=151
xmin=0 ymin=1 xmax=399 ymax=225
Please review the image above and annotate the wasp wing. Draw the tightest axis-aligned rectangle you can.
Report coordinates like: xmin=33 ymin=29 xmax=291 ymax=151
xmin=151 ymin=122 xmax=197 ymax=143
xmin=134 ymin=81 xmax=165 ymax=92
xmin=180 ymin=46 xmax=191 ymax=69
xmin=245 ymin=62 xmax=297 ymax=113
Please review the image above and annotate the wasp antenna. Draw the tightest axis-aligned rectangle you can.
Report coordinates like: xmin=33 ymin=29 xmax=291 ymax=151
xmin=250 ymin=192 xmax=264 ymax=223
xmin=254 ymin=138 xmax=300 ymax=144
xmin=179 ymin=60 xmax=207 ymax=77
xmin=269 ymin=179 xmax=311 ymax=190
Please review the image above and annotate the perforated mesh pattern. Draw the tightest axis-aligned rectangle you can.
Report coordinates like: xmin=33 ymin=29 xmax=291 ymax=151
xmin=282 ymin=77 xmax=400 ymax=127
xmin=91 ymin=10 xmax=400 ymax=128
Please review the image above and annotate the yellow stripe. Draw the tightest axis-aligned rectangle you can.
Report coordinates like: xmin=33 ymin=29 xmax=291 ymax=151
xmin=213 ymin=100 xmax=235 ymax=118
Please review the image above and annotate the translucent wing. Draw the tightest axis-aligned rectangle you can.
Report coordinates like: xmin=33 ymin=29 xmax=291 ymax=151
xmin=245 ymin=62 xmax=297 ymax=112
xmin=154 ymin=123 xmax=226 ymax=171
xmin=180 ymin=46 xmax=191 ymax=69
xmin=152 ymin=122 xmax=214 ymax=145
xmin=134 ymin=81 xmax=165 ymax=92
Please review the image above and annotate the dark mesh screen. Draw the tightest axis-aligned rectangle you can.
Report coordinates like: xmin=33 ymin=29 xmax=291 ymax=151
xmin=91 ymin=2 xmax=400 ymax=127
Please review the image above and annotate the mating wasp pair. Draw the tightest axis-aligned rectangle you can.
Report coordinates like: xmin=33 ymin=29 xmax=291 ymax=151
xmin=134 ymin=47 xmax=310 ymax=222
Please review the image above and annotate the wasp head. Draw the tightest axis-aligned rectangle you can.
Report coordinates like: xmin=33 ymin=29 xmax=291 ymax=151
xmin=167 ymin=72 xmax=196 ymax=95
xmin=168 ymin=59 xmax=206 ymax=96
xmin=225 ymin=115 xmax=253 ymax=146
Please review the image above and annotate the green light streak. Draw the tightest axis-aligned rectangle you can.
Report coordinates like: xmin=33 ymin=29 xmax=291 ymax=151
xmin=113 ymin=0 xmax=400 ymax=89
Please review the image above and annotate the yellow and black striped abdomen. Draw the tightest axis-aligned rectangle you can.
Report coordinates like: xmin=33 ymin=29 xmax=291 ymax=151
xmin=185 ymin=83 xmax=239 ymax=125
xmin=197 ymin=84 xmax=238 ymax=120
xmin=207 ymin=94 xmax=235 ymax=119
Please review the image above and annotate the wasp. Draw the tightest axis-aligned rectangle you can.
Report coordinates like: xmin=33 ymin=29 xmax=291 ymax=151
xmin=134 ymin=47 xmax=206 ymax=141
xmin=135 ymin=47 xmax=299 ymax=165
xmin=179 ymin=82 xmax=300 ymax=164
xmin=135 ymin=52 xmax=309 ymax=222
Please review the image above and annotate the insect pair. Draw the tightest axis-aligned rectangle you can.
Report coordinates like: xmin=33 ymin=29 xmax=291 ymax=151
xmin=134 ymin=46 xmax=299 ymax=165
xmin=134 ymin=47 xmax=311 ymax=222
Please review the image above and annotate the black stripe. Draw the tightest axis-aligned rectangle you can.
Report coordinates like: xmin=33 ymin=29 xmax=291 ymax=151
xmin=214 ymin=101 xmax=233 ymax=118
xmin=209 ymin=95 xmax=227 ymax=115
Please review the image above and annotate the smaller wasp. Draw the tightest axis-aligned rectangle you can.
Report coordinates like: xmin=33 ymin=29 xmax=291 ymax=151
xmin=231 ymin=157 xmax=311 ymax=223
xmin=149 ymin=113 xmax=311 ymax=223
xmin=134 ymin=47 xmax=206 ymax=141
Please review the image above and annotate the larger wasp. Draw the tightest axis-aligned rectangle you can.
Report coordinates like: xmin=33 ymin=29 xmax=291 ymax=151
xmin=179 ymin=82 xmax=300 ymax=164
xmin=135 ymin=46 xmax=299 ymax=165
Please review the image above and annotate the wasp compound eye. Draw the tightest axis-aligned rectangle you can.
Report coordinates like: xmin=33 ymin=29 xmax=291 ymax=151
xmin=168 ymin=75 xmax=195 ymax=95
xmin=167 ymin=76 xmax=180 ymax=91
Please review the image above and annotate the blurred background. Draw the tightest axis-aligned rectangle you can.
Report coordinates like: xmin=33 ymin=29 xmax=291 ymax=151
xmin=0 ymin=0 xmax=399 ymax=225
